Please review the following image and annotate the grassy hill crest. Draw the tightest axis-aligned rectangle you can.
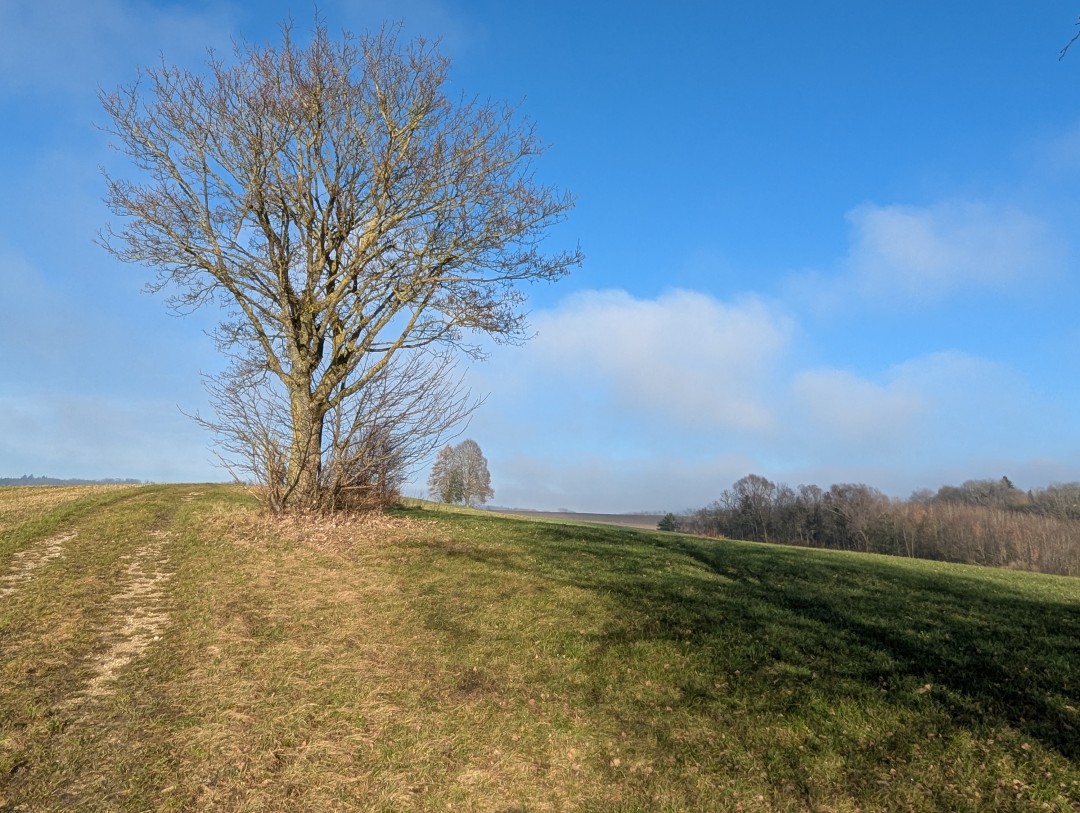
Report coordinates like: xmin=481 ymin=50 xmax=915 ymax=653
xmin=1 ymin=484 xmax=1078 ymax=811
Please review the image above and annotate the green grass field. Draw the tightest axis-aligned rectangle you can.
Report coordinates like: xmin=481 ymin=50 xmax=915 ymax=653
xmin=1 ymin=484 xmax=1078 ymax=811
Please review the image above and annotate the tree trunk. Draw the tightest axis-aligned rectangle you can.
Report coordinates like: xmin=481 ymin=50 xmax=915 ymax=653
xmin=288 ymin=388 xmax=326 ymax=511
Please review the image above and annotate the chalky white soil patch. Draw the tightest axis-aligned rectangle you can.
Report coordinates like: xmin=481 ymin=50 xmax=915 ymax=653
xmin=74 ymin=530 xmax=174 ymax=702
xmin=0 ymin=532 xmax=75 ymax=599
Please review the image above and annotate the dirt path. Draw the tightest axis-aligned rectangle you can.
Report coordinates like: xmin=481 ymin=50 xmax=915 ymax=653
xmin=0 ymin=531 xmax=75 ymax=599
xmin=0 ymin=488 xmax=178 ymax=708
xmin=0 ymin=488 xmax=186 ymax=809
xmin=76 ymin=529 xmax=175 ymax=702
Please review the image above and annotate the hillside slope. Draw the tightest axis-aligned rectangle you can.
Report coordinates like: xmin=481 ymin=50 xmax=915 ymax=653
xmin=1 ymin=484 xmax=1078 ymax=811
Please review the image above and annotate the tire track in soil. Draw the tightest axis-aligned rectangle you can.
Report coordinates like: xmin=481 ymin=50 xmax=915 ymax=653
xmin=38 ymin=501 xmax=180 ymax=809
xmin=0 ymin=532 xmax=76 ymax=599
xmin=66 ymin=528 xmax=175 ymax=706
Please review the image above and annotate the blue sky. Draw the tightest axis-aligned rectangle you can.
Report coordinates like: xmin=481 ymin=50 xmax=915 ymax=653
xmin=3 ymin=0 xmax=1080 ymax=511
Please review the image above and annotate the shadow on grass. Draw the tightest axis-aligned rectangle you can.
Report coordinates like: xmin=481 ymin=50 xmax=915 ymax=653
xmin=428 ymin=511 xmax=1080 ymax=763
xmin=669 ymin=537 xmax=1080 ymax=756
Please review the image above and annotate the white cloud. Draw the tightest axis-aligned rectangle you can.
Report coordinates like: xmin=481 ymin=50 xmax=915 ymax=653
xmin=887 ymin=350 xmax=1045 ymax=454
xmin=786 ymin=199 xmax=1065 ymax=312
xmin=791 ymin=351 xmax=1017 ymax=457
xmin=778 ymin=350 xmax=1075 ymax=494
xmin=792 ymin=368 xmax=925 ymax=447
xmin=843 ymin=200 xmax=1062 ymax=302
xmin=452 ymin=282 xmax=1080 ymax=511
xmin=525 ymin=288 xmax=793 ymax=433
xmin=450 ymin=287 xmax=799 ymax=510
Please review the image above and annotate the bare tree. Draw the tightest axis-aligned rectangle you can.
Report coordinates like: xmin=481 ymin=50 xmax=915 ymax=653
xmin=455 ymin=439 xmax=494 ymax=507
xmin=824 ymin=483 xmax=890 ymax=552
xmin=196 ymin=346 xmax=478 ymax=511
xmin=321 ymin=351 xmax=480 ymax=509
xmin=427 ymin=444 xmax=464 ymax=505
xmin=1028 ymin=482 xmax=1080 ymax=520
xmin=428 ymin=438 xmax=493 ymax=507
xmin=683 ymin=473 xmax=1080 ymax=576
xmin=100 ymin=20 xmax=580 ymax=512
xmin=728 ymin=474 xmax=777 ymax=542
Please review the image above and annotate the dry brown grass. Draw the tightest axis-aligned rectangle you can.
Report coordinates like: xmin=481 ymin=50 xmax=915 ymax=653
xmin=0 ymin=485 xmax=127 ymax=537
xmin=165 ymin=497 xmax=606 ymax=811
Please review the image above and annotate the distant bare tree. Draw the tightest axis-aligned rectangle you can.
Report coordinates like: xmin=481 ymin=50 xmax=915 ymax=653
xmin=100 ymin=19 xmax=579 ymax=512
xmin=428 ymin=439 xmax=493 ymax=507
xmin=728 ymin=474 xmax=777 ymax=542
xmin=456 ymin=439 xmax=494 ymax=507
xmin=684 ymin=473 xmax=1080 ymax=577
xmin=824 ymin=483 xmax=890 ymax=552
xmin=933 ymin=477 xmax=1027 ymax=510
xmin=1030 ymin=482 xmax=1080 ymax=520
xmin=794 ymin=484 xmax=826 ymax=547
xmin=427 ymin=444 xmax=464 ymax=505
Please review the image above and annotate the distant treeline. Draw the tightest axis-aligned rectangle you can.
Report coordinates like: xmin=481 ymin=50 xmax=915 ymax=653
xmin=0 ymin=475 xmax=142 ymax=486
xmin=670 ymin=475 xmax=1080 ymax=577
